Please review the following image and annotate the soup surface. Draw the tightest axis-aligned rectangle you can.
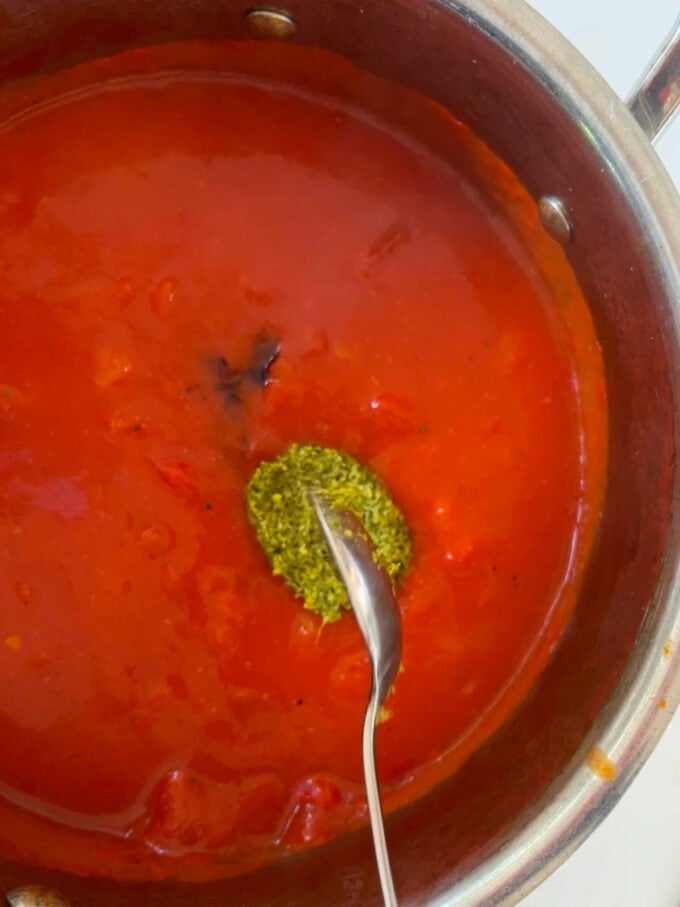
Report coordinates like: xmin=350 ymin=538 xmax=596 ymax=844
xmin=0 ymin=41 xmax=607 ymax=880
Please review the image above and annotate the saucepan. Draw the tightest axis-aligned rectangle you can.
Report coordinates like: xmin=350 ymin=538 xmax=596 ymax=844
xmin=1 ymin=1 xmax=679 ymax=905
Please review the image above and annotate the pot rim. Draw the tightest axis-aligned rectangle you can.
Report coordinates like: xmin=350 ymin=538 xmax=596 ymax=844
xmin=429 ymin=2 xmax=680 ymax=904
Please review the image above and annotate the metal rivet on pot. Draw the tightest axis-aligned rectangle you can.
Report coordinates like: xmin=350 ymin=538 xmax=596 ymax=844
xmin=245 ymin=8 xmax=297 ymax=39
xmin=538 ymin=195 xmax=573 ymax=245
xmin=6 ymin=886 xmax=71 ymax=907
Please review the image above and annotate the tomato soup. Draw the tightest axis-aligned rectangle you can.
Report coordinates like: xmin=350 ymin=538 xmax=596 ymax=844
xmin=0 ymin=41 xmax=607 ymax=881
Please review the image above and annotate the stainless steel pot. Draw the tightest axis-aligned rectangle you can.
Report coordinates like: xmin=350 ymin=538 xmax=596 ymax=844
xmin=1 ymin=2 xmax=679 ymax=905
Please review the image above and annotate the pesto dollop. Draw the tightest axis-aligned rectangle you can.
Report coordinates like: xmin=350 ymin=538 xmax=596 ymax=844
xmin=246 ymin=443 xmax=411 ymax=621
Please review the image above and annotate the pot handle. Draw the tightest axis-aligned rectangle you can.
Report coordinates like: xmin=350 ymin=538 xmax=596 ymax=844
xmin=627 ymin=14 xmax=679 ymax=143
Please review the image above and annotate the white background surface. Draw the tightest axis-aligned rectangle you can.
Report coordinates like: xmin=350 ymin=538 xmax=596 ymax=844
xmin=521 ymin=2 xmax=680 ymax=906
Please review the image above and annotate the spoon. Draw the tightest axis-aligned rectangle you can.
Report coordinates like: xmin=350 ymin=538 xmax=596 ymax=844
xmin=310 ymin=492 xmax=402 ymax=907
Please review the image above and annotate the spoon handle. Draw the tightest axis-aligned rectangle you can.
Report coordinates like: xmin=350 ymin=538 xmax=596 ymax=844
xmin=363 ymin=694 xmax=399 ymax=907
xmin=308 ymin=491 xmax=402 ymax=905
xmin=627 ymin=13 xmax=679 ymax=142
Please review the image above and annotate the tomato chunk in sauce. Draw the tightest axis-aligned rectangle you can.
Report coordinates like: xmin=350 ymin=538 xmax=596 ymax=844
xmin=0 ymin=41 xmax=607 ymax=881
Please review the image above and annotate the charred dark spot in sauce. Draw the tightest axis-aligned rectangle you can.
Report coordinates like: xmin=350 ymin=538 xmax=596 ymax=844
xmin=249 ymin=331 xmax=281 ymax=387
xmin=215 ymin=356 xmax=243 ymax=405
xmin=213 ymin=331 xmax=281 ymax=407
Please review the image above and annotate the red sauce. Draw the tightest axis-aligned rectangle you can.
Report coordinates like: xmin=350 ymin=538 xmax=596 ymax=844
xmin=0 ymin=41 xmax=607 ymax=880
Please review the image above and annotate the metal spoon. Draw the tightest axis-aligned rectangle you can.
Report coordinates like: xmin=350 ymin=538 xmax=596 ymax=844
xmin=310 ymin=492 xmax=402 ymax=907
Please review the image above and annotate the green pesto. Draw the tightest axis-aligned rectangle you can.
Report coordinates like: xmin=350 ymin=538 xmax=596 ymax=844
xmin=246 ymin=443 xmax=412 ymax=622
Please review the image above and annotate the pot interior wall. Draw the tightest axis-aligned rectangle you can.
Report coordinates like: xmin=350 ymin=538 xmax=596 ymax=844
xmin=0 ymin=1 xmax=676 ymax=904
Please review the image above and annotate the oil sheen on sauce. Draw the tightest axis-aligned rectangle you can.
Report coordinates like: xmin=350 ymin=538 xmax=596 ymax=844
xmin=0 ymin=41 xmax=607 ymax=881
